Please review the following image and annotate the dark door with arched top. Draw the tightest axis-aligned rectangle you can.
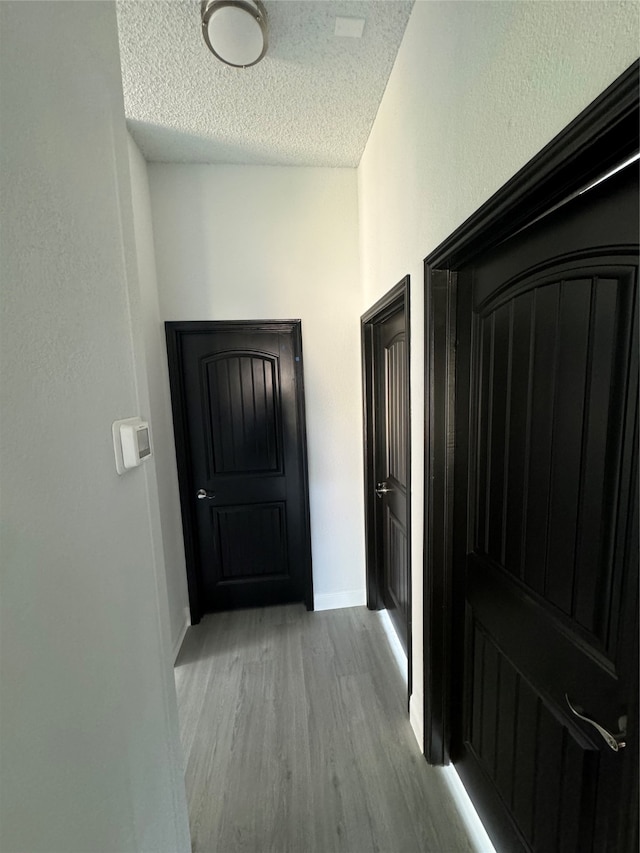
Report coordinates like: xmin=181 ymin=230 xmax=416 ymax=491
xmin=375 ymin=306 xmax=410 ymax=650
xmin=166 ymin=321 xmax=313 ymax=619
xmin=452 ymin=163 xmax=638 ymax=851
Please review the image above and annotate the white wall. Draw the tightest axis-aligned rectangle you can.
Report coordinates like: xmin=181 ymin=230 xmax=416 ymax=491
xmin=148 ymin=165 xmax=363 ymax=609
xmin=358 ymin=0 xmax=640 ymax=747
xmin=128 ymin=136 xmax=191 ymax=658
xmin=0 ymin=3 xmax=190 ymax=851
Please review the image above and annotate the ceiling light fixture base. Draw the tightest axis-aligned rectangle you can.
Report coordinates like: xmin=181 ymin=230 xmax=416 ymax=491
xmin=201 ymin=0 xmax=268 ymax=69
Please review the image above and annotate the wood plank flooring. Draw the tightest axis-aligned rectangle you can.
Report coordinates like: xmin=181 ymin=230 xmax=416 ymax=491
xmin=174 ymin=605 xmax=475 ymax=853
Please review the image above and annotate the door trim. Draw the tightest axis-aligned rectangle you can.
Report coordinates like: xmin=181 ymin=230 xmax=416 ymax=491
xmin=361 ymin=276 xmax=412 ymax=697
xmin=165 ymin=320 xmax=314 ymax=623
xmin=422 ymin=59 xmax=640 ymax=765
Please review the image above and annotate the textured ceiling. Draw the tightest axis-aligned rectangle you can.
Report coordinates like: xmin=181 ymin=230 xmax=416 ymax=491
xmin=116 ymin=0 xmax=414 ymax=166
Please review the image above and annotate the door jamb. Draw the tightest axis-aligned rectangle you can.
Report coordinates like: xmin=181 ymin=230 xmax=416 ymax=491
xmin=165 ymin=319 xmax=314 ymax=624
xmin=361 ymin=276 xmax=412 ymax=698
xmin=422 ymin=60 xmax=640 ymax=766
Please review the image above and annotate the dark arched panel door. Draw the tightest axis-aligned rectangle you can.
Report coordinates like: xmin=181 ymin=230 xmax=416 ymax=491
xmin=453 ymin=163 xmax=638 ymax=851
xmin=166 ymin=321 xmax=313 ymax=618
xmin=376 ymin=308 xmax=410 ymax=650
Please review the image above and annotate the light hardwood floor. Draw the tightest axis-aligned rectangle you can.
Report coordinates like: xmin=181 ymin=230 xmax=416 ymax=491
xmin=174 ymin=605 xmax=476 ymax=853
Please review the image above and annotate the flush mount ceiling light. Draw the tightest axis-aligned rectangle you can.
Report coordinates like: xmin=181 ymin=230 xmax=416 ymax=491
xmin=201 ymin=0 xmax=268 ymax=68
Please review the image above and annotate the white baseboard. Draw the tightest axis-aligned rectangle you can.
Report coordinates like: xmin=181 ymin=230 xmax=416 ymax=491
xmin=172 ymin=606 xmax=191 ymax=663
xmin=439 ymin=765 xmax=497 ymax=853
xmin=377 ymin=610 xmax=408 ymax=685
xmin=405 ymin=691 xmax=494 ymax=850
xmin=409 ymin=690 xmax=424 ymax=752
xmin=375 ymin=612 xmax=423 ymax=754
xmin=313 ymin=588 xmax=366 ymax=611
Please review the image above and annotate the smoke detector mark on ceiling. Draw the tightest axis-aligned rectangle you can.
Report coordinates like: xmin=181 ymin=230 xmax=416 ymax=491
xmin=334 ymin=17 xmax=365 ymax=39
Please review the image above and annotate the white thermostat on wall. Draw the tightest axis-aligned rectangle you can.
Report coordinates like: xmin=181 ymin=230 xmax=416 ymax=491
xmin=112 ymin=417 xmax=152 ymax=474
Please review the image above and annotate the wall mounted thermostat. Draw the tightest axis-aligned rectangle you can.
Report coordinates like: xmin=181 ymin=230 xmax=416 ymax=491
xmin=112 ymin=417 xmax=152 ymax=474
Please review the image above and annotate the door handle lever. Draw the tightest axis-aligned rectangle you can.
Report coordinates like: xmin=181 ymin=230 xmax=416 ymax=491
xmin=375 ymin=482 xmax=392 ymax=498
xmin=196 ymin=489 xmax=216 ymax=500
xmin=565 ymin=694 xmax=627 ymax=752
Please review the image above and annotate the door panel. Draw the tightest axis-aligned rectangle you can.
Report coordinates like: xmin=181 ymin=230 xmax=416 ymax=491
xmin=385 ymin=507 xmax=408 ymax=616
xmin=475 ymin=266 xmax=636 ymax=642
xmin=454 ymin=164 xmax=638 ymax=851
xmin=386 ymin=334 xmax=408 ymax=486
xmin=376 ymin=308 xmax=410 ymax=649
xmin=203 ymin=353 xmax=281 ymax=475
xmin=167 ymin=322 xmax=312 ymax=616
xmin=212 ymin=502 xmax=288 ymax=579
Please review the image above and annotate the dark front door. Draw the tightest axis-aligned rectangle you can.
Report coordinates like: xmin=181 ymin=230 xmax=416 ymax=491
xmin=166 ymin=321 xmax=313 ymax=619
xmin=453 ymin=163 xmax=638 ymax=851
xmin=374 ymin=303 xmax=410 ymax=650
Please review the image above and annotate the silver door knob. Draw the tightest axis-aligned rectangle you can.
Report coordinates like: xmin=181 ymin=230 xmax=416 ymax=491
xmin=565 ymin=694 xmax=627 ymax=752
xmin=196 ymin=489 xmax=215 ymax=500
xmin=375 ymin=482 xmax=392 ymax=498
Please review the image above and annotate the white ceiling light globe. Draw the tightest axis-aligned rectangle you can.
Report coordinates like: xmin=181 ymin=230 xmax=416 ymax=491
xmin=202 ymin=0 xmax=268 ymax=68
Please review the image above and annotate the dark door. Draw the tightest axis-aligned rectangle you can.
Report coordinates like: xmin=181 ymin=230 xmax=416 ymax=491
xmin=166 ymin=321 xmax=313 ymax=618
xmin=374 ymin=305 xmax=410 ymax=650
xmin=452 ymin=163 xmax=638 ymax=851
